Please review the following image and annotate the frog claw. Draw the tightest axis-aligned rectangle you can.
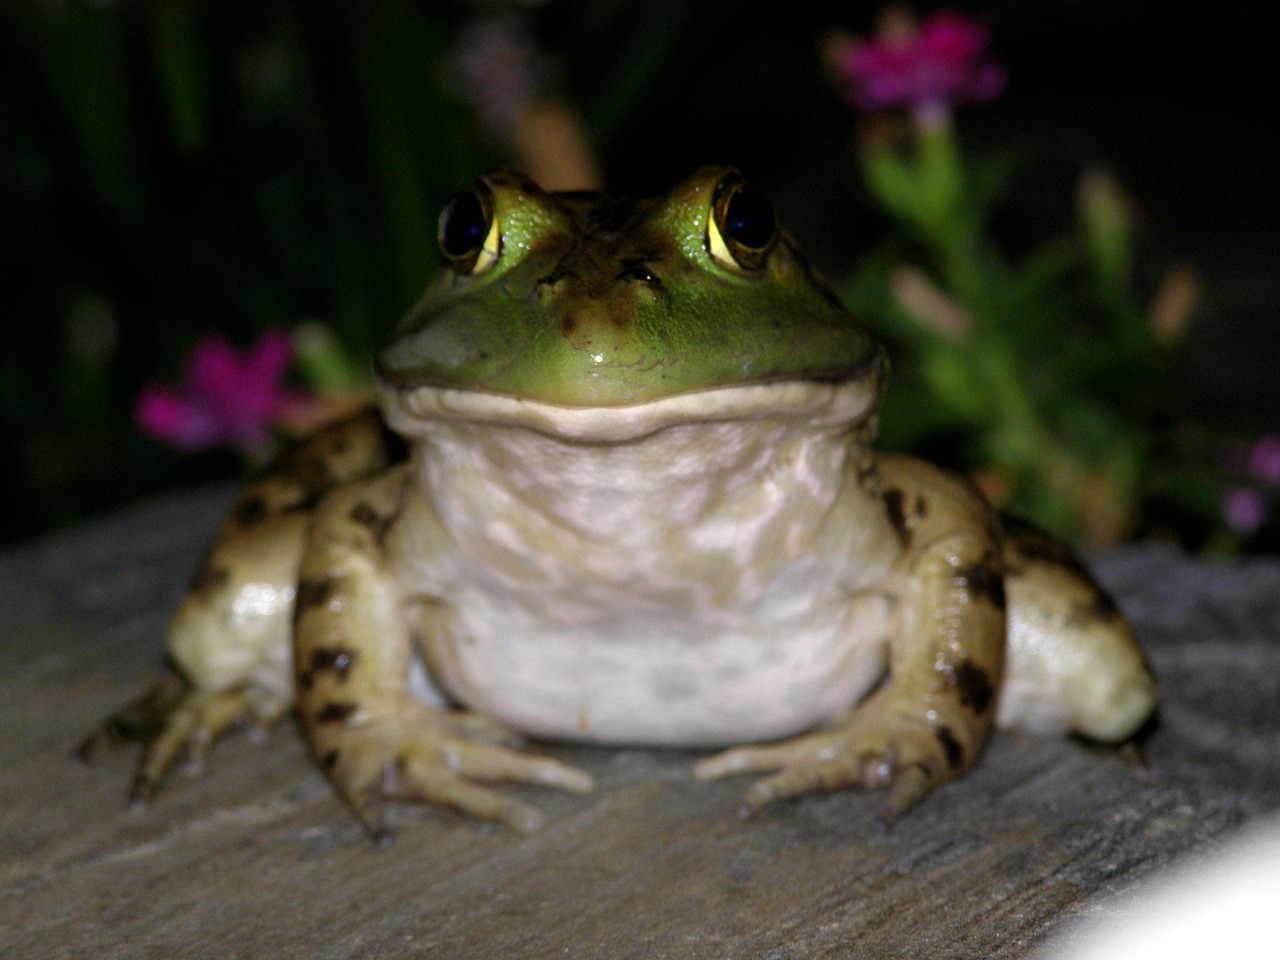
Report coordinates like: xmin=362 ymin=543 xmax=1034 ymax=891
xmin=128 ymin=771 xmax=157 ymax=808
xmin=880 ymin=762 xmax=933 ymax=825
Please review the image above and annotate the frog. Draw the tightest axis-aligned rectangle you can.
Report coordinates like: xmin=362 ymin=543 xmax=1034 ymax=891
xmin=89 ymin=166 xmax=1157 ymax=841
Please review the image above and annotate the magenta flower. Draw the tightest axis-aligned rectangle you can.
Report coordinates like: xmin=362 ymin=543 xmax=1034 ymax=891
xmin=1247 ymin=436 xmax=1280 ymax=486
xmin=135 ymin=330 xmax=309 ymax=455
xmin=1222 ymin=486 xmax=1270 ymax=537
xmin=831 ymin=11 xmax=1006 ymax=125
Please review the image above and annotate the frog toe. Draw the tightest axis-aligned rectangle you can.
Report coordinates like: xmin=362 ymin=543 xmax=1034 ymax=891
xmin=434 ymin=708 xmax=528 ymax=749
xmin=697 ymin=733 xmax=888 ymax=818
xmin=387 ymin=762 xmax=548 ymax=834
xmin=129 ymin=687 xmax=251 ymax=800
xmin=320 ymin=720 xmax=593 ymax=839
xmin=80 ymin=674 xmax=261 ymax=802
xmin=695 ymin=712 xmax=968 ymax=823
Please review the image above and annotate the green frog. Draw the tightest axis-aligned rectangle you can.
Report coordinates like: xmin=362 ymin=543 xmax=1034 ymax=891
xmin=95 ymin=167 xmax=1156 ymax=840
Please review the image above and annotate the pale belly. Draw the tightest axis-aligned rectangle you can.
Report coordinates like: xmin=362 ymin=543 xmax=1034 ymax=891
xmin=419 ymin=585 xmax=893 ymax=747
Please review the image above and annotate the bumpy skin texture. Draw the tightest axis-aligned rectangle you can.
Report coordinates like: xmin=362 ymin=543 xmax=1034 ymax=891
xmin=92 ymin=167 xmax=1157 ymax=838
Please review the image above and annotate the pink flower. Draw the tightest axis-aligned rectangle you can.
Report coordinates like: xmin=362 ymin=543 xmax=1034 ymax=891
xmin=1221 ymin=486 xmax=1270 ymax=537
xmin=831 ymin=11 xmax=1006 ymax=124
xmin=1247 ymin=436 xmax=1280 ymax=486
xmin=135 ymin=330 xmax=310 ymax=455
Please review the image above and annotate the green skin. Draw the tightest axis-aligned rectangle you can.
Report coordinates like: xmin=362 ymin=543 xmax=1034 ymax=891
xmin=377 ymin=167 xmax=879 ymax=405
xmin=98 ymin=165 xmax=1156 ymax=840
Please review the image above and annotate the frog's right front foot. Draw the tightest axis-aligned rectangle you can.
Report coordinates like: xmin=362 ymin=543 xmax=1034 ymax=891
xmin=307 ymin=695 xmax=593 ymax=840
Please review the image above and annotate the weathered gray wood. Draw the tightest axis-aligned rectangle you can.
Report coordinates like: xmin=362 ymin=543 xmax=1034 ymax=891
xmin=2 ymin=487 xmax=1278 ymax=959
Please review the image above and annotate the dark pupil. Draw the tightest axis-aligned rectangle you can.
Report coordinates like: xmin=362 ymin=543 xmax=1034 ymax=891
xmin=722 ymin=183 xmax=775 ymax=250
xmin=441 ymin=189 xmax=487 ymax=258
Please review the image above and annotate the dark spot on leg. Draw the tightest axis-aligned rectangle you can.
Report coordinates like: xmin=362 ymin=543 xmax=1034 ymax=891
xmin=883 ymin=488 xmax=911 ymax=546
xmin=281 ymin=489 xmax=324 ymax=514
xmin=232 ymin=496 xmax=269 ymax=528
xmin=350 ymin=501 xmax=395 ymax=542
xmin=350 ymin=501 xmax=379 ymax=524
xmin=1065 ymin=594 xmax=1123 ymax=628
xmin=309 ymin=648 xmax=357 ymax=683
xmin=322 ymin=749 xmax=340 ymax=771
xmin=949 ymin=659 xmax=995 ymax=714
xmin=958 ymin=556 xmax=1006 ymax=609
xmin=315 ymin=702 xmax=357 ymax=724
xmin=1001 ymin=514 xmax=1093 ymax=581
xmin=295 ymin=576 xmax=336 ymax=611
xmin=1091 ymin=590 xmax=1120 ymax=619
xmin=294 ymin=461 xmax=336 ymax=500
xmin=189 ymin=564 xmax=230 ymax=597
xmin=936 ymin=726 xmax=965 ymax=770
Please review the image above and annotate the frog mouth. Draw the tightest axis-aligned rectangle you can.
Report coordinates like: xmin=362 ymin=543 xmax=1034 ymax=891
xmin=381 ymin=354 xmax=884 ymax=444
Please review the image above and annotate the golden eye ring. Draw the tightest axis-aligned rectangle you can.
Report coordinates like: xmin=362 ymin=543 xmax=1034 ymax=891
xmin=438 ymin=181 xmax=500 ymax=275
xmin=707 ymin=175 xmax=777 ymax=272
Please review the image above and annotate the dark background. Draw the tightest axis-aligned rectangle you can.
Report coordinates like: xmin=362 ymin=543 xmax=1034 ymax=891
xmin=1 ymin=0 xmax=1275 ymax=547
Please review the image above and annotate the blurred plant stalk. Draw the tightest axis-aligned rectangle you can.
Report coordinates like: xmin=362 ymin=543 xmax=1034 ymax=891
xmin=451 ymin=5 xmax=601 ymax=191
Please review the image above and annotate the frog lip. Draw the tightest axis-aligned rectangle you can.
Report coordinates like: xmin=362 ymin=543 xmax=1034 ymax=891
xmin=380 ymin=355 xmax=884 ymax=444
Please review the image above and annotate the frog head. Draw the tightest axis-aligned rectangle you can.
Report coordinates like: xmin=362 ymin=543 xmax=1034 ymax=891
xmin=376 ymin=166 xmax=884 ymax=436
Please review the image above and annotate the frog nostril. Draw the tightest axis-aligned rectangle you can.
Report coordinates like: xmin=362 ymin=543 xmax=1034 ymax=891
xmin=615 ymin=258 xmax=659 ymax=285
xmin=537 ymin=267 xmax=575 ymax=289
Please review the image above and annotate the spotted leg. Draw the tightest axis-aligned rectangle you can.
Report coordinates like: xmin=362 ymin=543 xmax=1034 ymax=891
xmin=293 ymin=465 xmax=592 ymax=841
xmin=82 ymin=409 xmax=398 ymax=801
xmin=696 ymin=454 xmax=1007 ymax=824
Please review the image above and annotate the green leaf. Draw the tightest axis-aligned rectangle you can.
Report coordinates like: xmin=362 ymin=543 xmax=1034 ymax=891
xmin=148 ymin=0 xmax=210 ymax=156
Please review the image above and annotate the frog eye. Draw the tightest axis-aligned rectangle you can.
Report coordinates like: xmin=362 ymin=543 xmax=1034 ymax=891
xmin=438 ymin=183 xmax=500 ymax=275
xmin=707 ymin=176 xmax=777 ymax=271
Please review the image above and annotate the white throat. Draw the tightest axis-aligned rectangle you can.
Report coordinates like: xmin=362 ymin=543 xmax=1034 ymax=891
xmin=381 ymin=377 xmax=891 ymax=745
xmin=384 ymin=377 xmax=880 ymax=564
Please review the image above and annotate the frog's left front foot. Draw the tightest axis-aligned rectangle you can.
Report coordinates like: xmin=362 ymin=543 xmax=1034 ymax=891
xmin=694 ymin=692 xmax=983 ymax=826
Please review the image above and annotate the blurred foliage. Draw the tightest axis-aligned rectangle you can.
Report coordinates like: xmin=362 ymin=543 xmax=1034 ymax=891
xmin=0 ymin=1 xmax=480 ymax=540
xmin=0 ymin=0 xmax=1269 ymax=553
xmin=0 ymin=0 xmax=839 ymax=544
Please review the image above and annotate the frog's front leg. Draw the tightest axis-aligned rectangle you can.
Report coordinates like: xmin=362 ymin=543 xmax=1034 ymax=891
xmin=294 ymin=466 xmax=592 ymax=840
xmin=82 ymin=409 xmax=397 ymax=800
xmin=697 ymin=454 xmax=1005 ymax=824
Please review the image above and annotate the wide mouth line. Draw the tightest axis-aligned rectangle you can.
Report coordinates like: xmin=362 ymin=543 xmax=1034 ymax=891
xmin=381 ymin=357 xmax=883 ymax=443
xmin=376 ymin=347 xmax=884 ymax=405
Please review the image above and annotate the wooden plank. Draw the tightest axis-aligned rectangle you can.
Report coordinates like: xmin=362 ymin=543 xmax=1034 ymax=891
xmin=1 ymin=488 xmax=1277 ymax=958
